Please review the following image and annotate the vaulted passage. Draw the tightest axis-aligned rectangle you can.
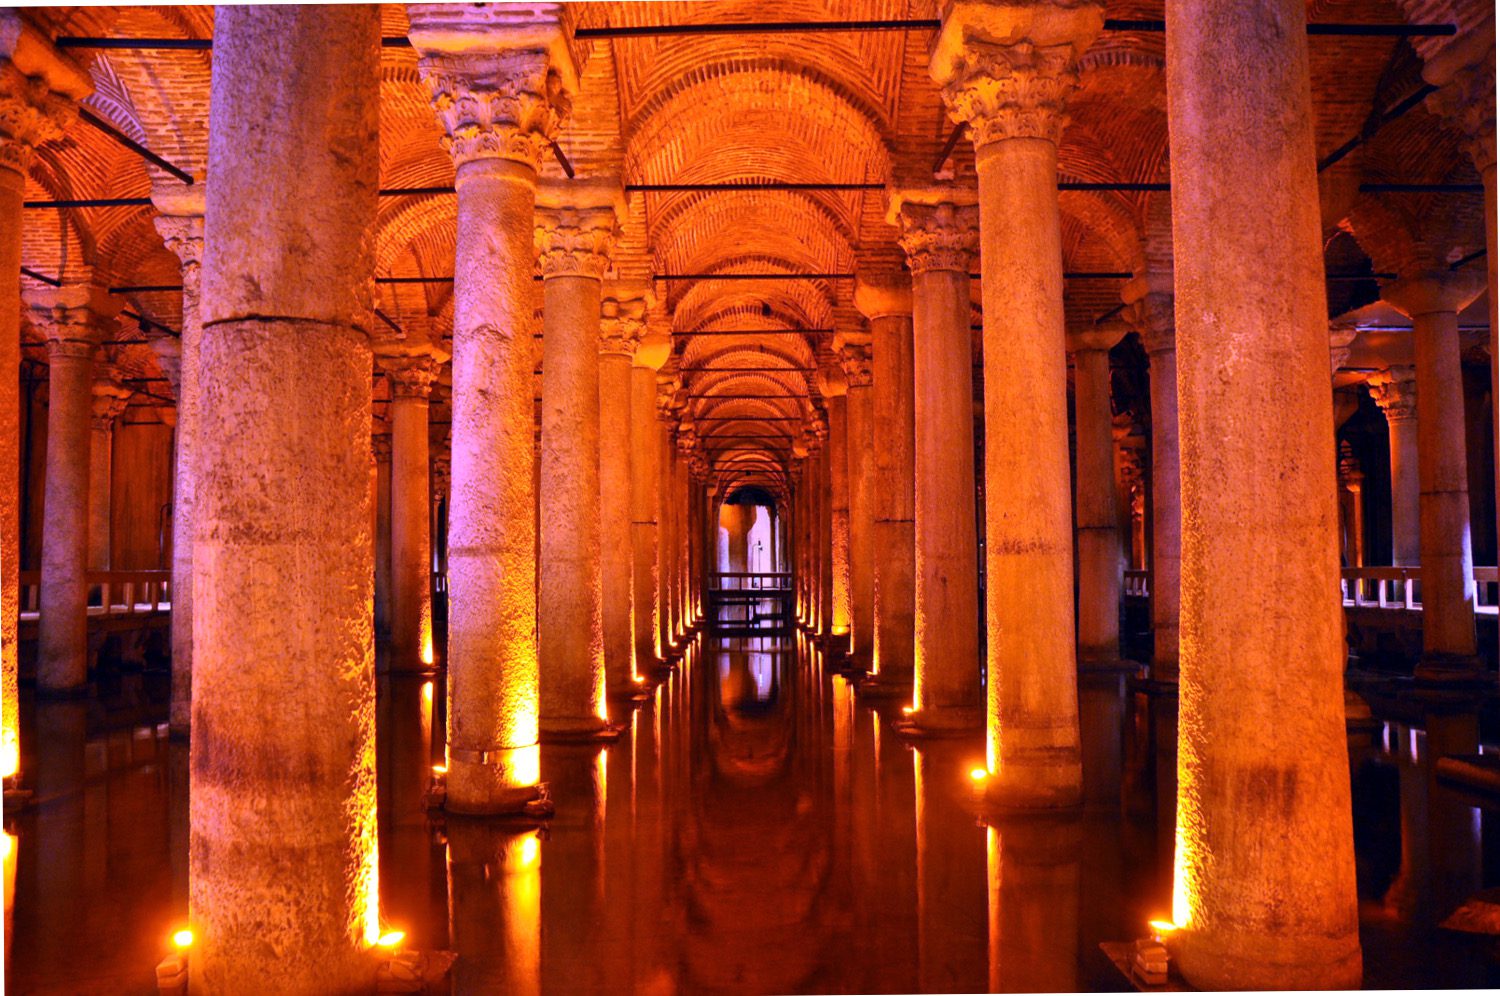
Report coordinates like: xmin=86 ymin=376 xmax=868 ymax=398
xmin=1 ymin=2 xmax=1498 ymax=993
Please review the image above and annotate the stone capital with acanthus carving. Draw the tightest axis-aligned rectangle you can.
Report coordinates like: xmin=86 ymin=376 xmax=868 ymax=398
xmin=1412 ymin=9 xmax=1496 ymax=174
xmin=371 ymin=433 xmax=392 ymax=463
xmin=535 ymin=204 xmax=620 ymax=280
xmin=1367 ymin=366 xmax=1417 ymax=425
xmin=836 ymin=339 xmax=874 ymax=387
xmin=930 ymin=0 xmax=1104 ymax=149
xmin=379 ymin=350 xmax=445 ymax=400
xmin=1123 ymin=286 xmax=1175 ymax=357
xmin=153 ymin=211 xmax=204 ymax=274
xmin=599 ymin=293 xmax=648 ymax=357
xmin=407 ymin=4 xmax=582 ymax=173
xmin=891 ymin=198 xmax=980 ymax=276
xmin=0 ymin=13 xmax=92 ymax=175
xmin=91 ymin=373 xmax=132 ymax=433
xmin=26 ymin=283 xmax=120 ymax=359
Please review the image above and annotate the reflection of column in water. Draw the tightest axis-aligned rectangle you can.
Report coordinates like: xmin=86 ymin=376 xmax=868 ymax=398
xmin=446 ymin=820 xmax=541 ymax=996
xmin=3 ymin=825 xmax=14 ymax=965
xmin=600 ymin=732 xmax=636 ymax=987
xmin=914 ymin=744 xmax=987 ymax=993
xmin=26 ymin=701 xmax=88 ymax=975
xmin=541 ymin=745 xmax=609 ymax=992
xmin=987 ymin=816 xmax=1081 ymax=993
xmin=377 ymin=675 xmax=436 ymax=945
xmin=870 ymin=714 xmax=919 ymax=990
xmin=1422 ymin=711 xmax=1482 ymax=923
xmin=168 ymin=740 xmax=189 ymax=919
xmin=1078 ymin=670 xmax=1126 ymax=805
xmin=1383 ymin=723 xmax=1432 ymax=922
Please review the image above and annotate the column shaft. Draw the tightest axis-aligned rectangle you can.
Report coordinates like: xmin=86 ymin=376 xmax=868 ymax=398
xmin=826 ymin=395 xmax=851 ymax=638
xmin=86 ymin=403 xmax=113 ymax=570
xmin=0 ymin=159 xmax=18 ymax=771
xmin=599 ymin=352 xmax=634 ymax=689
xmin=1070 ymin=342 xmax=1124 ymax=665
xmin=631 ymin=366 xmax=660 ymax=664
xmin=658 ymin=422 xmax=675 ymax=654
xmin=869 ymin=309 xmax=915 ymax=688
xmin=1390 ymin=417 xmax=1421 ymax=567
xmin=1146 ymin=336 xmax=1181 ymax=677
xmin=388 ymin=381 xmax=434 ymax=670
xmin=1165 ymin=0 xmax=1361 ymax=985
xmin=846 ymin=378 xmax=876 ymax=661
xmin=192 ymin=6 xmax=380 ymax=989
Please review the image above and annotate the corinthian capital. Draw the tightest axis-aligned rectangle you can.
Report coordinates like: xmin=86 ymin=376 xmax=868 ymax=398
xmin=25 ymin=283 xmax=120 ymax=356
xmin=889 ymin=193 xmax=979 ymax=275
xmin=1367 ymin=366 xmax=1417 ymax=425
xmin=153 ymin=211 xmax=205 ymax=274
xmin=91 ymin=374 xmax=132 ymax=432
xmin=599 ymin=292 xmax=647 ymax=357
xmin=0 ymin=13 xmax=92 ymax=174
xmin=535 ymin=179 xmax=624 ymax=280
xmin=930 ymin=0 xmax=1104 ymax=149
xmin=836 ymin=337 xmax=874 ymax=387
xmin=379 ymin=349 xmax=445 ymax=400
xmin=406 ymin=3 xmax=582 ymax=172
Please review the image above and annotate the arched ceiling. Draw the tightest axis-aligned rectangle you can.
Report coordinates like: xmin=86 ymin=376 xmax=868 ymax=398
xmin=14 ymin=0 xmax=1491 ymax=495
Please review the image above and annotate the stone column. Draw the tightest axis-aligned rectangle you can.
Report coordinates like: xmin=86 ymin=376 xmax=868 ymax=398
xmin=409 ymin=4 xmax=578 ymax=812
xmin=373 ymin=434 xmax=392 ymax=635
xmin=1382 ymin=274 xmax=1485 ymax=674
xmin=817 ymin=370 xmax=852 ymax=641
xmin=890 ymin=195 xmax=982 ymax=733
xmin=839 ymin=336 xmax=876 ymax=665
xmin=932 ymin=0 xmax=1103 ymax=804
xmin=87 ymin=372 xmax=130 ymax=572
xmin=602 ymin=292 xmax=646 ymax=689
xmin=379 ymin=348 xmax=442 ymax=672
xmin=1369 ymin=367 xmax=1420 ymax=566
xmin=856 ymin=275 xmax=916 ymax=694
xmin=149 ymin=193 xmax=205 ymax=738
xmin=673 ymin=428 xmax=695 ymax=634
xmin=192 ymin=5 xmax=380 ymax=990
xmin=1127 ymin=285 xmax=1181 ymax=681
xmin=1164 ymin=0 xmax=1360 ymax=986
xmin=536 ymin=182 xmax=621 ymax=738
xmin=1337 ymin=441 xmax=1365 ymax=568
xmin=655 ymin=389 xmax=676 ymax=656
xmin=1067 ymin=328 xmax=1127 ymax=668
xmin=631 ymin=340 xmax=666 ymax=667
xmin=28 ymin=285 xmax=115 ymax=694
xmin=0 ymin=10 xmax=89 ymax=777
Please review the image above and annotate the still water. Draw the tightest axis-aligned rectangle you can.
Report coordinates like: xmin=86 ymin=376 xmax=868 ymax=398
xmin=5 ymin=635 xmax=1499 ymax=992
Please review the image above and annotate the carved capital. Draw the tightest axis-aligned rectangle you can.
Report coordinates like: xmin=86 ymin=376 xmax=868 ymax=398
xmin=893 ymin=200 xmax=979 ymax=275
xmin=1337 ymin=439 xmax=1363 ymax=489
xmin=26 ymin=283 xmax=119 ymax=356
xmin=380 ymin=352 xmax=443 ymax=400
xmin=371 ymin=433 xmax=392 ymax=463
xmin=837 ymin=340 xmax=874 ymax=387
xmin=91 ymin=377 xmax=131 ymax=433
xmin=930 ymin=1 xmax=1103 ymax=149
xmin=1066 ymin=324 xmax=1125 ymax=354
xmin=1124 ymin=291 xmax=1175 ymax=356
xmin=853 ymin=271 xmax=913 ymax=319
xmin=1426 ymin=56 xmax=1496 ymax=174
xmin=153 ymin=212 xmax=205 ymax=275
xmin=1328 ymin=321 xmax=1358 ymax=376
xmin=1381 ymin=269 xmax=1487 ymax=318
xmin=600 ymin=294 xmax=647 ymax=357
xmin=0 ymin=16 xmax=91 ymax=174
xmin=1367 ymin=366 xmax=1417 ymax=425
xmin=535 ymin=203 xmax=618 ymax=280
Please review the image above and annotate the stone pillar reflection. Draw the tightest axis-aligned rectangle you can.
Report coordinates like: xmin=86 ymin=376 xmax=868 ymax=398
xmin=379 ymin=348 xmax=442 ymax=671
xmin=28 ymin=285 xmax=115 ymax=693
xmin=1382 ymin=274 xmax=1485 ymax=674
xmin=1067 ymin=328 xmax=1126 ymax=667
xmin=537 ymin=184 xmax=621 ymax=738
xmin=149 ymin=193 xmax=204 ymax=737
xmin=1127 ymin=286 xmax=1181 ymax=681
xmin=839 ymin=336 xmax=876 ymax=664
xmin=87 ymin=372 xmax=130 ymax=572
xmin=1164 ymin=0 xmax=1361 ymax=986
xmin=447 ymin=821 xmax=543 ymax=996
xmin=892 ymin=196 xmax=982 ymax=732
xmin=932 ymin=1 xmax=1101 ymax=802
xmin=856 ymin=275 xmax=916 ymax=694
xmin=1369 ymin=367 xmax=1420 ymax=566
xmin=192 ymin=5 xmax=380 ymax=989
xmin=0 ymin=11 xmax=88 ymax=777
xmin=409 ymin=4 xmax=578 ymax=811
xmin=600 ymin=291 xmax=645 ymax=690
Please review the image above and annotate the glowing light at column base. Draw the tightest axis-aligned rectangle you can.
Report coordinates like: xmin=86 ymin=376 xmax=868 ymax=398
xmin=0 ymin=729 xmax=17 ymax=779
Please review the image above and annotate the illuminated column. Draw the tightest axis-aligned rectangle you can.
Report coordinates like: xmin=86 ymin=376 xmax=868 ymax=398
xmin=932 ymin=0 xmax=1102 ymax=804
xmin=818 ymin=366 xmax=852 ymax=640
xmin=409 ymin=4 xmax=578 ymax=810
xmin=673 ymin=428 xmax=695 ymax=635
xmin=192 ymin=5 xmax=380 ymax=989
xmin=856 ymin=275 xmax=916 ymax=693
xmin=149 ymin=193 xmax=205 ymax=738
xmin=1420 ymin=36 xmax=1496 ymax=576
xmin=1164 ymin=0 xmax=1360 ymax=986
xmin=27 ymin=285 xmax=115 ymax=694
xmin=87 ymin=373 xmax=131 ymax=571
xmin=537 ymin=182 xmax=622 ymax=738
xmin=1067 ymin=328 xmax=1126 ymax=667
xmin=600 ymin=290 xmax=645 ymax=690
xmin=812 ymin=417 xmax=833 ymax=636
xmin=1369 ymin=367 xmax=1419 ymax=566
xmin=892 ymin=195 xmax=982 ymax=733
xmin=379 ymin=348 xmax=442 ymax=672
xmin=1126 ymin=284 xmax=1180 ymax=680
xmin=1337 ymin=442 xmax=1365 ymax=568
xmin=655 ymin=382 xmax=676 ymax=656
xmin=0 ymin=10 xmax=88 ymax=779
xmin=631 ymin=340 xmax=665 ymax=666
xmin=1382 ymin=274 xmax=1485 ymax=676
xmin=447 ymin=822 xmax=542 ymax=995
xmin=839 ymin=335 xmax=876 ymax=664
xmin=372 ymin=435 xmax=392 ymax=637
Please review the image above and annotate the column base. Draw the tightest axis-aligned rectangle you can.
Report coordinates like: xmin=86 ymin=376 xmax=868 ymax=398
xmin=893 ymin=705 xmax=984 ymax=739
xmin=1413 ymin=653 xmax=1488 ymax=687
xmin=609 ymin=681 xmax=654 ymax=703
xmin=539 ymin=718 xmax=623 ymax=744
xmin=981 ymin=752 xmax=1083 ymax=811
xmin=444 ymin=750 xmax=551 ymax=817
xmin=1173 ymin=923 xmax=1361 ymax=991
xmin=855 ymin=670 xmax=914 ymax=700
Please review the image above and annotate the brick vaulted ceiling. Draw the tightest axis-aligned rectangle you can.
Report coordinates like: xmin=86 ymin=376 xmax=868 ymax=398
xmin=14 ymin=1 xmax=1491 ymax=494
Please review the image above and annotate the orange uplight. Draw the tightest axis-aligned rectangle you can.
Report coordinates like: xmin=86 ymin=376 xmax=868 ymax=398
xmin=520 ymin=834 xmax=540 ymax=869
xmin=421 ymin=681 xmax=433 ymax=705
xmin=432 ymin=764 xmax=447 ymax=776
xmin=633 ymin=675 xmax=646 ymax=684
xmin=900 ymin=705 xmax=915 ymax=715
xmin=172 ymin=929 xmax=194 ymax=949
xmin=969 ymin=767 xmax=989 ymax=782
xmin=376 ymin=930 xmax=406 ymax=949
xmin=1148 ymin=919 xmax=1178 ymax=937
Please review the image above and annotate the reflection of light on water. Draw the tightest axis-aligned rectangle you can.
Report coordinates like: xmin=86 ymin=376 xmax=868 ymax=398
xmin=3 ymin=830 xmax=15 ymax=924
xmin=751 ymin=656 xmax=772 ymax=700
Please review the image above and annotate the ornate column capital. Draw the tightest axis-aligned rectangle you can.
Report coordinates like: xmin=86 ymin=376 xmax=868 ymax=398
xmin=91 ymin=373 xmax=132 ymax=432
xmin=432 ymin=451 xmax=451 ymax=493
xmin=1123 ymin=285 xmax=1175 ymax=356
xmin=1328 ymin=321 xmax=1358 ymax=376
xmin=1415 ymin=14 xmax=1496 ymax=174
xmin=853 ymin=271 xmax=913 ymax=319
xmin=1065 ymin=323 xmax=1126 ymax=354
xmin=600 ymin=290 xmax=648 ymax=357
xmin=535 ymin=181 xmax=623 ymax=280
xmin=930 ymin=0 xmax=1104 ymax=149
xmin=378 ymin=349 xmax=445 ymax=400
xmin=836 ymin=337 xmax=874 ymax=388
xmin=889 ymin=194 xmax=980 ymax=275
xmin=371 ymin=433 xmax=392 ymax=463
xmin=0 ymin=13 xmax=92 ymax=173
xmin=1367 ymin=365 xmax=1418 ymax=424
xmin=1381 ymin=269 xmax=1487 ymax=318
xmin=25 ymin=283 xmax=120 ymax=358
xmin=1337 ymin=439 xmax=1364 ymax=491
xmin=153 ymin=210 xmax=205 ymax=275
xmin=655 ymin=372 xmax=682 ymax=421
xmin=406 ymin=4 xmax=582 ymax=172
